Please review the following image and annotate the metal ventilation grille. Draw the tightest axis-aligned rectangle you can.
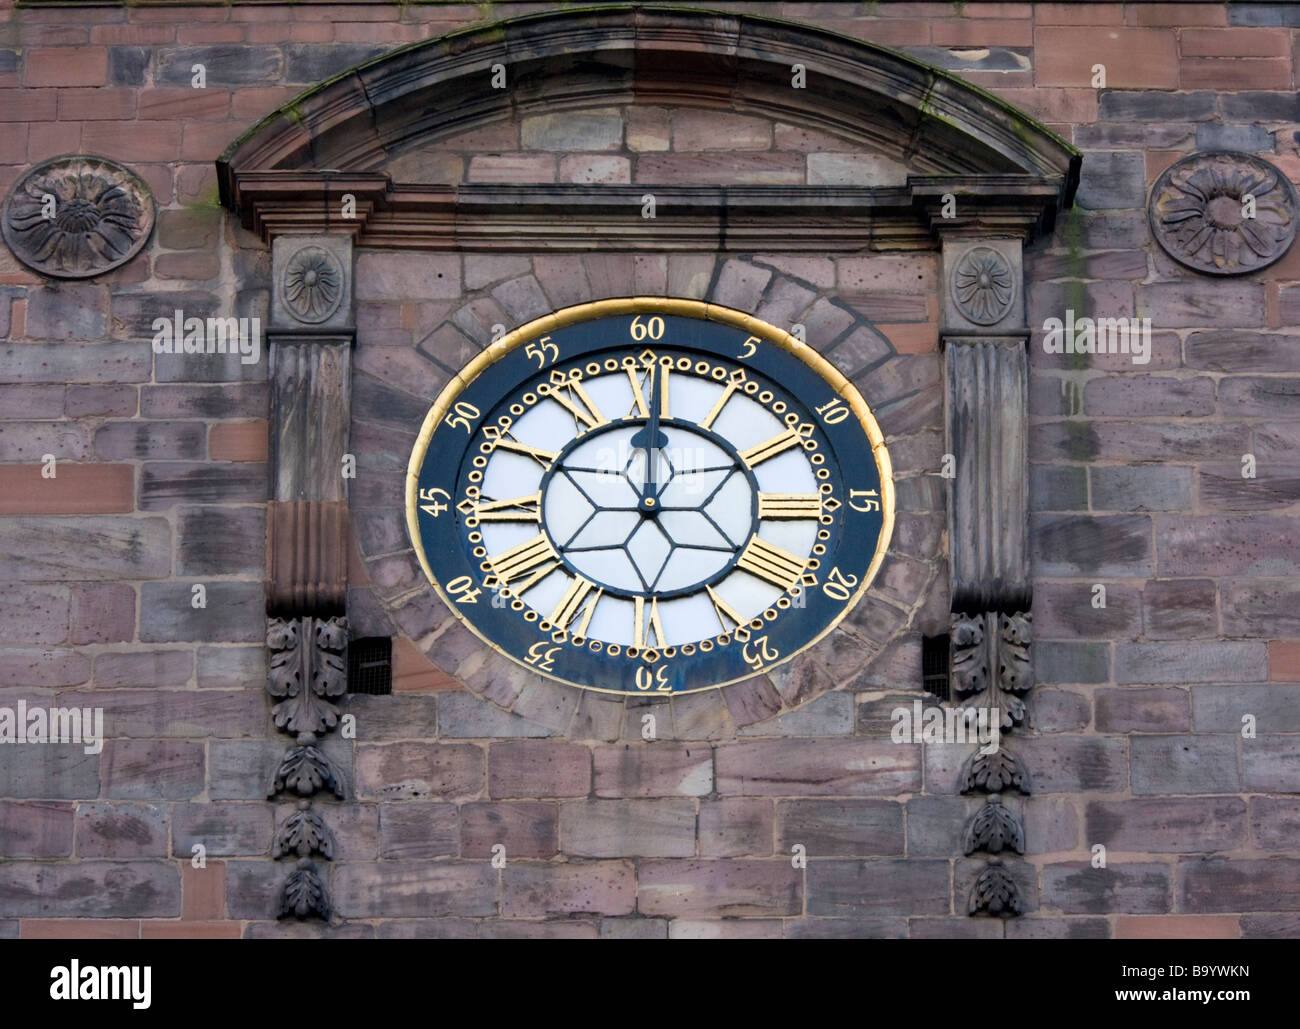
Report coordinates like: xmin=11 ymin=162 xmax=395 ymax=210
xmin=921 ymin=633 xmax=951 ymax=702
xmin=347 ymin=637 xmax=393 ymax=695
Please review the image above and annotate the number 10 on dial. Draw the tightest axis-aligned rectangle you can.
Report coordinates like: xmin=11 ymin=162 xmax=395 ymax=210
xmin=407 ymin=300 xmax=893 ymax=695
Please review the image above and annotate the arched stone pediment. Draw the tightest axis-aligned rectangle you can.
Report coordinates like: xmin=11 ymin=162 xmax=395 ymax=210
xmin=218 ymin=5 xmax=1080 ymax=248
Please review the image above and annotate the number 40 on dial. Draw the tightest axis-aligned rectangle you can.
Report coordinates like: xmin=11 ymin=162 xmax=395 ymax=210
xmin=407 ymin=299 xmax=893 ymax=695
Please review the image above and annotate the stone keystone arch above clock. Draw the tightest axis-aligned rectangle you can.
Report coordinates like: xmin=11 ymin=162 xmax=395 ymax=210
xmin=220 ymin=5 xmax=1081 ymax=741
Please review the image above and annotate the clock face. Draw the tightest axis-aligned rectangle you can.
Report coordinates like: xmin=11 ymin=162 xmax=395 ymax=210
xmin=406 ymin=300 xmax=893 ymax=695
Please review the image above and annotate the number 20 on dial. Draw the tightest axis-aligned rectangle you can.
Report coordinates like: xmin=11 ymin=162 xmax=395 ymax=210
xmin=407 ymin=300 xmax=893 ymax=695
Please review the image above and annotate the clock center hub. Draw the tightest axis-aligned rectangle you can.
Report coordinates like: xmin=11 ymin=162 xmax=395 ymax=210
xmin=539 ymin=419 xmax=757 ymax=598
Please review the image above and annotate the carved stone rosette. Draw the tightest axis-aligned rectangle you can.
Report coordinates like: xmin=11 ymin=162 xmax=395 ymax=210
xmin=264 ymin=234 xmax=355 ymax=922
xmin=1149 ymin=151 xmax=1298 ymax=276
xmin=941 ymin=238 xmax=1035 ymax=918
xmin=2 ymin=155 xmax=155 ymax=279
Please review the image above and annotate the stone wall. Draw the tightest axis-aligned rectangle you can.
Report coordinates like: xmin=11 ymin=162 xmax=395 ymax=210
xmin=1 ymin=1 xmax=1298 ymax=939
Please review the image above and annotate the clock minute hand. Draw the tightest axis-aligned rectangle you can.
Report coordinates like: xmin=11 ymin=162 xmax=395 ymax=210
xmin=628 ymin=361 xmax=668 ymax=513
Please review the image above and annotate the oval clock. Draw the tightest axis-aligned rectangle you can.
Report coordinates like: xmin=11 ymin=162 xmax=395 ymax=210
xmin=406 ymin=299 xmax=894 ymax=695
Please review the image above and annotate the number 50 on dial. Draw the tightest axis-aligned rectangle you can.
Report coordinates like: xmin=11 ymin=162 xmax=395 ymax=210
xmin=406 ymin=299 xmax=894 ymax=695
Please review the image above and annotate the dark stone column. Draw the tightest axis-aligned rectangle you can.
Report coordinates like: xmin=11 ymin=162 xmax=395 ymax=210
xmin=939 ymin=237 xmax=1035 ymax=918
xmin=264 ymin=234 xmax=355 ymax=921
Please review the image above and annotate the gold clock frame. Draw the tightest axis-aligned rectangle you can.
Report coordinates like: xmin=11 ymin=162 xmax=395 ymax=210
xmin=405 ymin=297 xmax=896 ymax=695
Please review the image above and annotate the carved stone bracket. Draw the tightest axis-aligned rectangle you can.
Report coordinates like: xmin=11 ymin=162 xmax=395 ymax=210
xmin=267 ymin=502 xmax=350 ymax=616
xmin=267 ymin=616 xmax=349 ymax=735
xmin=951 ymin=611 xmax=1033 ymax=731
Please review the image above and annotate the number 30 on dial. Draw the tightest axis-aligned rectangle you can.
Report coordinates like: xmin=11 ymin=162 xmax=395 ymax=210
xmin=406 ymin=299 xmax=893 ymax=695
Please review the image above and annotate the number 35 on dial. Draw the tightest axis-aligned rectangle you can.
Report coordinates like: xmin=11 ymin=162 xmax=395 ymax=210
xmin=406 ymin=300 xmax=894 ymax=695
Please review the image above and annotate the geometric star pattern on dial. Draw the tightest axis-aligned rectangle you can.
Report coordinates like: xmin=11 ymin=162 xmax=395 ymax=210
xmin=547 ymin=425 xmax=752 ymax=593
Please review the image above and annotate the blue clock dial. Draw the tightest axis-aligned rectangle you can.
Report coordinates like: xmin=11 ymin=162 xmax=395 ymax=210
xmin=407 ymin=302 xmax=893 ymax=695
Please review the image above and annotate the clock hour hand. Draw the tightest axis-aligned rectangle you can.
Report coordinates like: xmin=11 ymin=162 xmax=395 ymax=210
xmin=628 ymin=361 xmax=667 ymax=514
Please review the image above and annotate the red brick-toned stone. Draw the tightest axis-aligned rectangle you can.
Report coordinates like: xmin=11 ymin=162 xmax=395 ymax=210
xmin=932 ymin=18 xmax=1031 ymax=46
xmin=1114 ymin=915 xmax=1238 ymax=939
xmin=878 ymin=322 xmax=937 ymax=354
xmin=24 ymin=48 xmax=108 ymax=88
xmin=673 ymin=109 xmax=772 ymax=151
xmin=25 ymin=122 xmax=82 ymax=162
xmin=994 ymin=87 xmax=1098 ymax=124
xmin=139 ymin=87 xmax=231 ymax=121
xmin=81 ymin=120 xmax=181 ymax=161
xmin=1130 ymin=3 xmax=1227 ymax=26
xmin=1181 ymin=28 xmax=1290 ymax=57
xmin=56 ymin=88 xmax=135 ymax=120
xmin=176 ymin=23 xmax=247 ymax=44
xmin=1181 ymin=59 xmax=1291 ymax=91
xmin=1034 ymin=28 xmax=1178 ymax=88
xmin=1035 ymin=3 xmax=1124 ymax=24
xmin=208 ymin=420 xmax=268 ymax=462
xmin=391 ymin=636 xmax=462 ymax=692
xmin=0 ymin=89 xmax=57 ymax=123
xmin=0 ymin=464 xmax=133 ymax=515
xmin=182 ymin=861 xmax=225 ymax=920
xmin=1270 ymin=641 xmax=1300 ymax=682
xmin=141 ymin=920 xmax=241 ymax=939
xmin=91 ymin=24 xmax=176 ymax=45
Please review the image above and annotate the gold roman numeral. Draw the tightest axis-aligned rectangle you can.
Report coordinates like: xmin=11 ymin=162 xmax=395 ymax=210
xmin=491 ymin=437 xmax=559 ymax=469
xmin=473 ymin=492 xmax=542 ymax=522
xmin=757 ymin=493 xmax=822 ymax=519
xmin=736 ymin=535 xmax=806 ymax=589
xmin=626 ymin=365 xmax=650 ymax=418
xmin=485 ymin=533 xmax=559 ymax=591
xmin=705 ymin=585 xmax=743 ymax=632
xmin=699 ymin=371 xmax=746 ymax=430
xmin=548 ymin=371 xmax=608 ymax=431
xmin=549 ymin=575 xmax=601 ymax=635
xmin=739 ymin=427 xmax=803 ymax=467
xmin=633 ymin=596 xmax=665 ymax=649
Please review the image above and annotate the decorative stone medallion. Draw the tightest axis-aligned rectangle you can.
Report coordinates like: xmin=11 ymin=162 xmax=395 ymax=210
xmin=950 ymin=246 xmax=1016 ymax=326
xmin=2 ymin=154 xmax=155 ymax=279
xmin=1149 ymin=151 xmax=1298 ymax=276
xmin=270 ymin=234 xmax=353 ymax=332
xmin=281 ymin=244 xmax=344 ymax=324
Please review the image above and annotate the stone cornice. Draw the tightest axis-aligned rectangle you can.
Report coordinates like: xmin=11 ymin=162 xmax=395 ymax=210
xmin=229 ymin=174 xmax=1066 ymax=251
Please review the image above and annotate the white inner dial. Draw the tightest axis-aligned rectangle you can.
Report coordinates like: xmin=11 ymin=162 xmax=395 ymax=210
xmin=473 ymin=359 xmax=821 ymax=648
